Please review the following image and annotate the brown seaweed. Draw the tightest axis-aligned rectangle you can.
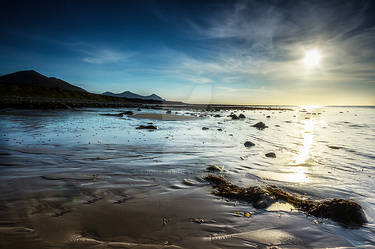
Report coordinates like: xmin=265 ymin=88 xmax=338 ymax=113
xmin=204 ymin=175 xmax=367 ymax=227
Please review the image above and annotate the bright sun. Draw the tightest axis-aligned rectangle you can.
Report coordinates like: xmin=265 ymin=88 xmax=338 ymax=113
xmin=303 ymin=49 xmax=322 ymax=69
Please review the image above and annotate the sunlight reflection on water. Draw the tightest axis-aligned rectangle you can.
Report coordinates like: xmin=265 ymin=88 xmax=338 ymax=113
xmin=293 ymin=118 xmax=314 ymax=166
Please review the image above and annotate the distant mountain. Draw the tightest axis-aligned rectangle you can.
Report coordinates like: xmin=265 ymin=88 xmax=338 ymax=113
xmin=0 ymin=70 xmax=164 ymax=107
xmin=0 ymin=70 xmax=86 ymax=92
xmin=103 ymin=91 xmax=165 ymax=101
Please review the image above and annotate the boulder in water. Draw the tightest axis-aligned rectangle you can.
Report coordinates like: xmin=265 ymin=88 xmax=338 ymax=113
xmin=121 ymin=111 xmax=134 ymax=116
xmin=244 ymin=141 xmax=255 ymax=147
xmin=265 ymin=152 xmax=276 ymax=158
xmin=309 ymin=199 xmax=367 ymax=227
xmin=252 ymin=122 xmax=268 ymax=130
xmin=136 ymin=125 xmax=157 ymax=130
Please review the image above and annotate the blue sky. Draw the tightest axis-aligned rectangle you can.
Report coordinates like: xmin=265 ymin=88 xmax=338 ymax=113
xmin=1 ymin=0 xmax=374 ymax=105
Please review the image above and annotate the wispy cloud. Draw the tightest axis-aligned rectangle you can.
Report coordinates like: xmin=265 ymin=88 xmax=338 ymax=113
xmin=81 ymin=49 xmax=131 ymax=64
xmin=165 ymin=0 xmax=375 ymax=89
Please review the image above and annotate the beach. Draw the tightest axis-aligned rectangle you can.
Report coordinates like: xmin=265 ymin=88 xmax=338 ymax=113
xmin=0 ymin=106 xmax=374 ymax=248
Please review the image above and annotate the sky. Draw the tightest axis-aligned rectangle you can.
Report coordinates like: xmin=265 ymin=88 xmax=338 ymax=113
xmin=0 ymin=0 xmax=374 ymax=105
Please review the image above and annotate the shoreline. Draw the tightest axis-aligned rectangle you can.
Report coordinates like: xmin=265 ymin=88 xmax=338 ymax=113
xmin=0 ymin=95 xmax=293 ymax=111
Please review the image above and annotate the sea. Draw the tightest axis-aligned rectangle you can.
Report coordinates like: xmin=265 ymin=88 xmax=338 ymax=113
xmin=0 ymin=105 xmax=374 ymax=248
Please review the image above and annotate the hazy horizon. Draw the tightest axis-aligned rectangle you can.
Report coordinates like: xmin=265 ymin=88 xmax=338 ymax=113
xmin=1 ymin=0 xmax=374 ymax=105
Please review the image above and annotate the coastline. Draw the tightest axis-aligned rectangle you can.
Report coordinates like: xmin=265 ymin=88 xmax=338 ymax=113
xmin=0 ymin=95 xmax=293 ymax=111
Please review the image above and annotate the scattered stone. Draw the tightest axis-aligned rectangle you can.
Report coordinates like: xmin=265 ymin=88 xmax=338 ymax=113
xmin=183 ymin=179 xmax=195 ymax=186
xmin=166 ymin=110 xmax=172 ymax=114
xmin=86 ymin=196 xmax=103 ymax=204
xmin=136 ymin=125 xmax=157 ymax=130
xmin=217 ymin=128 xmax=223 ymax=131
xmin=244 ymin=141 xmax=255 ymax=147
xmin=100 ymin=113 xmax=123 ymax=117
xmin=113 ymin=195 xmax=131 ymax=204
xmin=214 ymin=114 xmax=221 ymax=117
xmin=265 ymin=152 xmax=276 ymax=158
xmin=162 ymin=217 xmax=168 ymax=226
xmin=231 ymin=114 xmax=240 ymax=120
xmin=92 ymin=174 xmax=98 ymax=181
xmin=202 ymin=127 xmax=209 ymax=130
xmin=206 ymin=165 xmax=224 ymax=172
xmin=239 ymin=114 xmax=246 ymax=118
xmin=266 ymin=115 xmax=271 ymax=118
xmin=328 ymin=145 xmax=341 ymax=149
xmin=52 ymin=209 xmax=71 ymax=217
xmin=121 ymin=111 xmax=134 ymax=115
xmin=204 ymin=175 xmax=367 ymax=227
xmin=252 ymin=122 xmax=268 ymax=130
xmin=193 ymin=218 xmax=205 ymax=224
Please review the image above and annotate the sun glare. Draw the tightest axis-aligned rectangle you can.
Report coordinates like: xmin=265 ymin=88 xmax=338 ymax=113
xmin=303 ymin=49 xmax=321 ymax=69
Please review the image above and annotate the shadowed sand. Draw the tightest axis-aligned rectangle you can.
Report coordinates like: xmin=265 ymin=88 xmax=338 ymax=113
xmin=0 ymin=184 xmax=325 ymax=249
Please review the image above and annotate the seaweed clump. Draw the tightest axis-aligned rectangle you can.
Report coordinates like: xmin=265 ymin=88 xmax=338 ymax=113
xmin=204 ymin=175 xmax=367 ymax=227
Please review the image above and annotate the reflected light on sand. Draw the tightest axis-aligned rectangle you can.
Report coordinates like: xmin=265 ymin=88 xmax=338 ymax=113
xmin=260 ymin=166 xmax=309 ymax=183
xmin=301 ymin=105 xmax=321 ymax=111
xmin=285 ymin=166 xmax=309 ymax=183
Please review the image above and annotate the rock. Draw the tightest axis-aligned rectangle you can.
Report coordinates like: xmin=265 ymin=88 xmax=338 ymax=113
xmin=230 ymin=114 xmax=239 ymax=120
xmin=252 ymin=122 xmax=268 ymax=130
xmin=253 ymin=195 xmax=276 ymax=209
xmin=266 ymin=115 xmax=271 ymax=118
xmin=328 ymin=145 xmax=341 ymax=149
xmin=120 ymin=111 xmax=134 ymax=115
xmin=265 ymin=152 xmax=276 ymax=158
xmin=166 ymin=110 xmax=172 ymax=114
xmin=202 ymin=127 xmax=209 ymax=130
xmin=100 ymin=113 xmax=123 ymax=117
xmin=193 ymin=218 xmax=205 ymax=224
xmin=309 ymin=199 xmax=367 ymax=227
xmin=244 ymin=141 xmax=255 ymax=147
xmin=239 ymin=114 xmax=246 ymax=118
xmin=217 ymin=128 xmax=223 ymax=131
xmin=214 ymin=114 xmax=221 ymax=117
xmin=136 ymin=125 xmax=157 ymax=130
xmin=206 ymin=165 xmax=224 ymax=172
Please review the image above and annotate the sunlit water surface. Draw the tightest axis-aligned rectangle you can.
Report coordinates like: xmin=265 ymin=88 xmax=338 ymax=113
xmin=0 ymin=106 xmax=374 ymax=248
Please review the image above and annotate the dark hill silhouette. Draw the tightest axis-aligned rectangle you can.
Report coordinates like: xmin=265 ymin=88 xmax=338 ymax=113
xmin=0 ymin=70 xmax=86 ymax=92
xmin=103 ymin=91 xmax=165 ymax=101
xmin=0 ymin=70 xmax=164 ymax=108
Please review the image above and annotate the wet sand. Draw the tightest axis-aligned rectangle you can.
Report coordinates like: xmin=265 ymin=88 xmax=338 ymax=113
xmin=0 ymin=107 xmax=374 ymax=248
xmin=0 ymin=175 xmax=353 ymax=249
